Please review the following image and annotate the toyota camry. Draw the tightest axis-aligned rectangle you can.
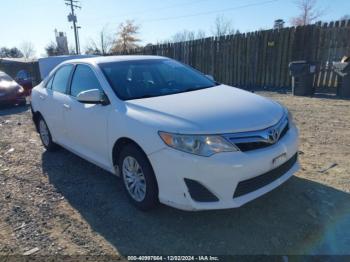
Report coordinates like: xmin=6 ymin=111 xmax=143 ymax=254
xmin=30 ymin=56 xmax=299 ymax=211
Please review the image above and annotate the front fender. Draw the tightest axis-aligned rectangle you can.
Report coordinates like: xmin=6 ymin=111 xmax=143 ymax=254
xmin=107 ymin=109 xmax=166 ymax=167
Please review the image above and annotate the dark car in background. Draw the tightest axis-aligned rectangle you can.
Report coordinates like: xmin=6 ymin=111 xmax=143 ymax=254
xmin=0 ymin=71 xmax=26 ymax=106
xmin=15 ymin=69 xmax=33 ymax=96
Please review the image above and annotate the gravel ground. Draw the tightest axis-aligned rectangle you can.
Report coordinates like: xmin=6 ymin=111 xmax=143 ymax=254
xmin=0 ymin=91 xmax=349 ymax=257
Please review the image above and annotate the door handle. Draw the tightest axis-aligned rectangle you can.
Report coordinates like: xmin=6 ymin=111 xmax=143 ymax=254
xmin=63 ymin=104 xmax=71 ymax=110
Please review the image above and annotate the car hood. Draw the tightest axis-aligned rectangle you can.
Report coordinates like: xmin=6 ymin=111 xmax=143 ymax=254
xmin=124 ymin=85 xmax=285 ymax=134
xmin=0 ymin=80 xmax=20 ymax=93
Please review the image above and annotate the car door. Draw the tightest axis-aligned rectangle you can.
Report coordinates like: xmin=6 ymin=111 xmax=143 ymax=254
xmin=40 ymin=64 xmax=74 ymax=145
xmin=62 ymin=64 xmax=111 ymax=169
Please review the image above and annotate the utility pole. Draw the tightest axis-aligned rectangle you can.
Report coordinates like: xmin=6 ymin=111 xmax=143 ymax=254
xmin=65 ymin=0 xmax=81 ymax=54
xmin=77 ymin=26 xmax=81 ymax=54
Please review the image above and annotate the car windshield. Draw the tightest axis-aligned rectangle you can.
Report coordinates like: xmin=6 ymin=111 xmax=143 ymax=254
xmin=99 ymin=59 xmax=217 ymax=100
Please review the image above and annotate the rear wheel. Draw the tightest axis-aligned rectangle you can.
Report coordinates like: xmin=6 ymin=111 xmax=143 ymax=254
xmin=118 ymin=144 xmax=159 ymax=210
xmin=38 ymin=117 xmax=59 ymax=151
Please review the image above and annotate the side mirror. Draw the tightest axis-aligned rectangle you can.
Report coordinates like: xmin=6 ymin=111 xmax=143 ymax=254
xmin=206 ymin=74 xmax=215 ymax=81
xmin=76 ymin=89 xmax=109 ymax=105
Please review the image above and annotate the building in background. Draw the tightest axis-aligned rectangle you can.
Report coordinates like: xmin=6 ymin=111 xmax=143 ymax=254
xmin=274 ymin=19 xmax=285 ymax=30
xmin=55 ymin=29 xmax=69 ymax=55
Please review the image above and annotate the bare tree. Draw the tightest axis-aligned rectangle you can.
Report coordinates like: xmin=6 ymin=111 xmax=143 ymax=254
xmin=45 ymin=42 xmax=60 ymax=57
xmin=45 ymin=41 xmax=75 ymax=57
xmin=99 ymin=27 xmax=113 ymax=55
xmin=212 ymin=15 xmax=235 ymax=37
xmin=196 ymin=30 xmax=206 ymax=39
xmin=290 ymin=0 xmax=324 ymax=26
xmin=86 ymin=26 xmax=113 ymax=55
xmin=84 ymin=41 xmax=101 ymax=55
xmin=85 ymin=46 xmax=102 ymax=55
xmin=171 ymin=30 xmax=206 ymax=43
xmin=20 ymin=42 xmax=36 ymax=60
xmin=172 ymin=30 xmax=195 ymax=42
xmin=0 ymin=47 xmax=23 ymax=58
xmin=111 ymin=20 xmax=140 ymax=53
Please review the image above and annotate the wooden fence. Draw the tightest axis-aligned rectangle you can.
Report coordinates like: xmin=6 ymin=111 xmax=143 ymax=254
xmin=123 ymin=19 xmax=350 ymax=90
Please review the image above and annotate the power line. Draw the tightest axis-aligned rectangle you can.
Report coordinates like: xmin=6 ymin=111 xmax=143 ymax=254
xmin=85 ymin=0 xmax=213 ymax=26
xmin=141 ymin=0 xmax=279 ymax=23
xmin=64 ymin=0 xmax=81 ymax=54
xmin=121 ymin=0 xmax=211 ymax=17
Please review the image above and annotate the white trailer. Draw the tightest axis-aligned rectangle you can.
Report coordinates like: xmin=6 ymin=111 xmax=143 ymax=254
xmin=38 ymin=55 xmax=97 ymax=80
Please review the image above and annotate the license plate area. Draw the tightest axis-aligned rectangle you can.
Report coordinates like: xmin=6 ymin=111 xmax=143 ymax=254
xmin=272 ymin=153 xmax=287 ymax=167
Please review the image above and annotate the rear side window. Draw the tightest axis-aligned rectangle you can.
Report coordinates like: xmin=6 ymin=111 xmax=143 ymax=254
xmin=70 ymin=65 xmax=102 ymax=97
xmin=51 ymin=65 xmax=73 ymax=94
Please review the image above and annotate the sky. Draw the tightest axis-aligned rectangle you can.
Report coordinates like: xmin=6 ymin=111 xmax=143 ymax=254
xmin=0 ymin=0 xmax=349 ymax=57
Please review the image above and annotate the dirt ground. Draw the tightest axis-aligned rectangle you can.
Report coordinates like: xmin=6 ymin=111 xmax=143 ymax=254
xmin=0 ymin=91 xmax=349 ymax=258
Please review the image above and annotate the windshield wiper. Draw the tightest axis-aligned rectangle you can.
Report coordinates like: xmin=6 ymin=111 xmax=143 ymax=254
xmin=181 ymin=88 xmax=199 ymax=93
xmin=181 ymin=85 xmax=217 ymax=93
xmin=128 ymin=84 xmax=219 ymax=100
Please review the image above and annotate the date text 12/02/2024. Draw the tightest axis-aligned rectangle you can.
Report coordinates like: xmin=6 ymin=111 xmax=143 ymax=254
xmin=127 ymin=256 xmax=220 ymax=261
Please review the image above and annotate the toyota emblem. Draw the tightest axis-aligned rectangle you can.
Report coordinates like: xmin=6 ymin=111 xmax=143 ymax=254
xmin=268 ymin=128 xmax=279 ymax=144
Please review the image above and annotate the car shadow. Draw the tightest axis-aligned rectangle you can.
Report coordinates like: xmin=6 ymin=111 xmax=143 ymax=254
xmin=42 ymin=149 xmax=350 ymax=255
xmin=0 ymin=103 xmax=29 ymax=116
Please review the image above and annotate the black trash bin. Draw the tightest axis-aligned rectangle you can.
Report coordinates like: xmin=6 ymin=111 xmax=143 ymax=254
xmin=289 ymin=61 xmax=316 ymax=96
xmin=333 ymin=61 xmax=350 ymax=99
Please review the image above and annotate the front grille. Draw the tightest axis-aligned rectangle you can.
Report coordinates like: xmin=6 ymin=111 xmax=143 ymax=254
xmin=233 ymin=153 xmax=298 ymax=198
xmin=235 ymin=142 xmax=270 ymax=152
xmin=235 ymin=124 xmax=289 ymax=152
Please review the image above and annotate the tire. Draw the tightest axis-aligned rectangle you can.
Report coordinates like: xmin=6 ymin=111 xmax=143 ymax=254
xmin=38 ymin=116 xmax=59 ymax=152
xmin=118 ymin=144 xmax=159 ymax=211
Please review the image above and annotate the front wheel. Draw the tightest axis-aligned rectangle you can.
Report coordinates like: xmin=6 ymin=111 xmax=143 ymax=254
xmin=38 ymin=117 xmax=59 ymax=151
xmin=118 ymin=144 xmax=159 ymax=211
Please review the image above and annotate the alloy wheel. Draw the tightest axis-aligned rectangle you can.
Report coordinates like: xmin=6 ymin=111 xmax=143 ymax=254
xmin=122 ymin=156 xmax=146 ymax=202
xmin=39 ymin=120 xmax=50 ymax=147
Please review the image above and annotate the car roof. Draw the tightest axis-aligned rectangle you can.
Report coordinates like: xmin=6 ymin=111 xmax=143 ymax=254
xmin=63 ymin=55 xmax=169 ymax=65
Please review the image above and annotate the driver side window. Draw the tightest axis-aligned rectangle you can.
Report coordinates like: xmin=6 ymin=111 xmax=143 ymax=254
xmin=70 ymin=65 xmax=102 ymax=97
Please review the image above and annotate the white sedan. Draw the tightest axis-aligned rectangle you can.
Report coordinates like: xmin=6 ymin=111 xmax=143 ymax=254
xmin=30 ymin=56 xmax=299 ymax=211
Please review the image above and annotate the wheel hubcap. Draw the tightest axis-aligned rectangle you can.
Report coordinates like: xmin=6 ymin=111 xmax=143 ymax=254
xmin=122 ymin=156 xmax=146 ymax=202
xmin=39 ymin=120 xmax=50 ymax=147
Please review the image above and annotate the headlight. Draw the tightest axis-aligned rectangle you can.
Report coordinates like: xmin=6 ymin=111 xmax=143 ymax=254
xmin=17 ymin=86 xmax=24 ymax=94
xmin=159 ymin=132 xmax=238 ymax=157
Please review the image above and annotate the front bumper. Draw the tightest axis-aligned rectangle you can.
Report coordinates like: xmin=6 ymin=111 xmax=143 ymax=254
xmin=148 ymin=125 xmax=299 ymax=211
xmin=0 ymin=94 xmax=26 ymax=106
